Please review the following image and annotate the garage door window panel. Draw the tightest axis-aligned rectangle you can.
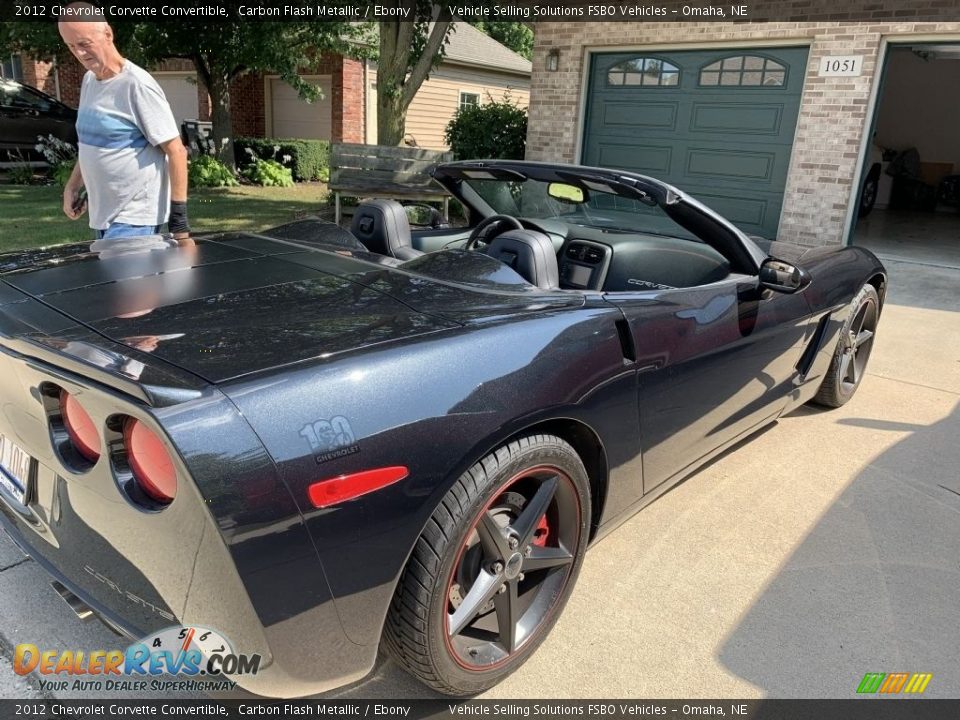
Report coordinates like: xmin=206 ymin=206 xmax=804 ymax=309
xmin=700 ymin=56 xmax=787 ymax=87
xmin=608 ymin=58 xmax=680 ymax=87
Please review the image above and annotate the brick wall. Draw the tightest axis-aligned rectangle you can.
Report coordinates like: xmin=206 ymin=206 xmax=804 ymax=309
xmin=21 ymin=57 xmax=57 ymax=96
xmin=336 ymin=57 xmax=365 ymax=144
xmin=529 ymin=2 xmax=960 ymax=246
xmin=230 ymin=72 xmax=266 ymax=138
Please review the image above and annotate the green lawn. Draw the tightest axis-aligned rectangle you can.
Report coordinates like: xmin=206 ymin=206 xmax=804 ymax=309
xmin=0 ymin=183 xmax=329 ymax=252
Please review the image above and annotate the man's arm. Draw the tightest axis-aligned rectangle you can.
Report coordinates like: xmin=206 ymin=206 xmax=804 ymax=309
xmin=62 ymin=161 xmax=86 ymax=220
xmin=160 ymin=137 xmax=191 ymax=242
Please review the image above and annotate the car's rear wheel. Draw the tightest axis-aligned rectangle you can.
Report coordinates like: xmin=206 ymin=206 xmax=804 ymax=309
xmin=812 ymin=283 xmax=880 ymax=407
xmin=383 ymin=434 xmax=590 ymax=696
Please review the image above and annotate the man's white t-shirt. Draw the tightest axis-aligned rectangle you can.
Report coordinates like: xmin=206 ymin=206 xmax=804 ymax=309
xmin=76 ymin=60 xmax=180 ymax=230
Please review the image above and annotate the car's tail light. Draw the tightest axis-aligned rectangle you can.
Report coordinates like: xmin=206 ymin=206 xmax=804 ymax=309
xmin=123 ymin=419 xmax=176 ymax=505
xmin=308 ymin=466 xmax=409 ymax=509
xmin=59 ymin=389 xmax=100 ymax=462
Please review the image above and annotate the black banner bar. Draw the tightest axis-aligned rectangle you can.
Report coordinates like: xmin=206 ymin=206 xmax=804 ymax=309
xmin=0 ymin=700 xmax=958 ymax=720
xmin=2 ymin=0 xmax=958 ymax=23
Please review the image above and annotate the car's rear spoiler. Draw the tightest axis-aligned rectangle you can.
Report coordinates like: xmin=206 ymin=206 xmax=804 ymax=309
xmin=0 ymin=304 xmax=206 ymax=408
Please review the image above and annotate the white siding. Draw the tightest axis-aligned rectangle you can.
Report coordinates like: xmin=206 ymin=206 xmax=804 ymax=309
xmin=370 ymin=66 xmax=530 ymax=150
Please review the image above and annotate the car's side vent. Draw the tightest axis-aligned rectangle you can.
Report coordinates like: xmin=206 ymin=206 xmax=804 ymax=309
xmin=615 ymin=319 xmax=636 ymax=363
xmin=795 ymin=311 xmax=833 ymax=381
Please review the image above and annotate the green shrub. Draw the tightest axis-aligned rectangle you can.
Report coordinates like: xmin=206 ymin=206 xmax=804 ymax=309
xmin=35 ymin=134 xmax=78 ymax=187
xmin=52 ymin=159 xmax=75 ymax=187
xmin=6 ymin=165 xmax=36 ymax=185
xmin=234 ymin=138 xmax=329 ymax=182
xmin=242 ymin=158 xmax=294 ymax=187
xmin=444 ymin=97 xmax=527 ymax=160
xmin=188 ymin=155 xmax=239 ymax=188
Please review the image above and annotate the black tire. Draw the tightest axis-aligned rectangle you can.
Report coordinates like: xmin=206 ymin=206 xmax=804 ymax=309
xmin=811 ymin=283 xmax=880 ymax=408
xmin=383 ymin=434 xmax=591 ymax=696
xmin=858 ymin=167 xmax=880 ymax=218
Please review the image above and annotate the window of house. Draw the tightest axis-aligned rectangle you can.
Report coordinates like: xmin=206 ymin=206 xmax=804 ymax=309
xmin=1 ymin=55 xmax=24 ymax=82
xmin=699 ymin=56 xmax=786 ymax=86
xmin=607 ymin=58 xmax=680 ymax=87
xmin=459 ymin=91 xmax=480 ymax=110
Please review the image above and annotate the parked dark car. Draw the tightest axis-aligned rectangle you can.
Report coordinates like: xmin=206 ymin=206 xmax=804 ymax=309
xmin=0 ymin=161 xmax=885 ymax=697
xmin=0 ymin=79 xmax=77 ymax=160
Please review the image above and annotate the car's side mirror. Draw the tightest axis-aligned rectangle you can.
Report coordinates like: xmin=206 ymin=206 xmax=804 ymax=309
xmin=759 ymin=257 xmax=811 ymax=294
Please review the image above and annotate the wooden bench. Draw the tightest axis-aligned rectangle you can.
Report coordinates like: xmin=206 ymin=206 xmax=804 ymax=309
xmin=329 ymin=143 xmax=453 ymax=225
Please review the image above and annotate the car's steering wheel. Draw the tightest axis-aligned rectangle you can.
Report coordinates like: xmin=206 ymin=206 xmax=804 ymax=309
xmin=464 ymin=214 xmax=523 ymax=251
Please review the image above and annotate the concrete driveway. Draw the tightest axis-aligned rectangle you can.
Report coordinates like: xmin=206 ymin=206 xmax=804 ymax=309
xmin=1 ymin=256 xmax=957 ymax=700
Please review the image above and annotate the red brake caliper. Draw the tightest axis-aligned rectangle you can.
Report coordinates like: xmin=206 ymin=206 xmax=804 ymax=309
xmin=532 ymin=513 xmax=550 ymax=547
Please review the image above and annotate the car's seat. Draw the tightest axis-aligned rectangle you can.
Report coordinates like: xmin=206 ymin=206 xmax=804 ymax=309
xmin=351 ymin=200 xmax=424 ymax=261
xmin=485 ymin=229 xmax=560 ymax=290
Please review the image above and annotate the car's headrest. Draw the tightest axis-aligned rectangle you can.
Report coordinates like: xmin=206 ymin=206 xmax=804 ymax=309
xmin=485 ymin=229 xmax=559 ymax=290
xmin=350 ymin=199 xmax=423 ymax=261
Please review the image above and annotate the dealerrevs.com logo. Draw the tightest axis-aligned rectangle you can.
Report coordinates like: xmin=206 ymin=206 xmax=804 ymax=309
xmin=857 ymin=672 xmax=933 ymax=695
xmin=13 ymin=626 xmax=260 ymax=693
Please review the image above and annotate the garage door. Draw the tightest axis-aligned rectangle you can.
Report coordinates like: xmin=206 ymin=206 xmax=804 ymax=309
xmin=582 ymin=47 xmax=809 ymax=239
xmin=269 ymin=76 xmax=332 ymax=140
xmin=154 ymin=72 xmax=199 ymax=130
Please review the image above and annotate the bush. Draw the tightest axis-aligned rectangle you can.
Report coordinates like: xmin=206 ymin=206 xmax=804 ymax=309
xmin=242 ymin=158 xmax=294 ymax=187
xmin=444 ymin=97 xmax=527 ymax=160
xmin=6 ymin=164 xmax=36 ymax=185
xmin=188 ymin=155 xmax=238 ymax=188
xmin=52 ymin=159 xmax=75 ymax=187
xmin=34 ymin=134 xmax=77 ymax=186
xmin=234 ymin=137 xmax=329 ymax=182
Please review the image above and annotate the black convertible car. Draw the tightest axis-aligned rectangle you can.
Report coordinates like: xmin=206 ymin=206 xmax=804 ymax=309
xmin=0 ymin=161 xmax=884 ymax=697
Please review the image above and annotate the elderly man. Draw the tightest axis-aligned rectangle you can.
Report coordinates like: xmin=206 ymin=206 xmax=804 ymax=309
xmin=58 ymin=2 xmax=190 ymax=240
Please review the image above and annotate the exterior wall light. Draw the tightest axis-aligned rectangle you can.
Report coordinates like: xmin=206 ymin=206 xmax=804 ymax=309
xmin=547 ymin=48 xmax=560 ymax=72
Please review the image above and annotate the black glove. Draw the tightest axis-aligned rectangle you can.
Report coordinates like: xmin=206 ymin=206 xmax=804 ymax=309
xmin=169 ymin=200 xmax=190 ymax=234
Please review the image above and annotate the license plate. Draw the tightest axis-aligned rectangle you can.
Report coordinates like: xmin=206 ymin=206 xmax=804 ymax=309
xmin=0 ymin=434 xmax=32 ymax=506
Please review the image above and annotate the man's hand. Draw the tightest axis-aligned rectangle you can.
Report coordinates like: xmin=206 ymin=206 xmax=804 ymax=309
xmin=63 ymin=186 xmax=86 ymax=220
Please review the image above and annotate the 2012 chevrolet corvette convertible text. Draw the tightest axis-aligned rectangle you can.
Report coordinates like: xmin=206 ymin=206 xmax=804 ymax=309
xmin=0 ymin=161 xmax=885 ymax=697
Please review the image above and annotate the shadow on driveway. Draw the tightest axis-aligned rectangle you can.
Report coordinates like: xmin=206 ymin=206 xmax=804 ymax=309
xmin=718 ymin=399 xmax=960 ymax=696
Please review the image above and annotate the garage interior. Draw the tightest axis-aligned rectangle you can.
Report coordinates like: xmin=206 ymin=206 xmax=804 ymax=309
xmin=853 ymin=43 xmax=960 ymax=267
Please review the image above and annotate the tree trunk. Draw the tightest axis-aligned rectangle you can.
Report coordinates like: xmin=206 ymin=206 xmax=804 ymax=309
xmin=377 ymin=88 xmax=407 ymax=147
xmin=207 ymin=72 xmax=234 ymax=166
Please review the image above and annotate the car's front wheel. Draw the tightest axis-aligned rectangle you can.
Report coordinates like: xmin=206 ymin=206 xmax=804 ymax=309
xmin=383 ymin=434 xmax=591 ymax=696
xmin=812 ymin=283 xmax=880 ymax=407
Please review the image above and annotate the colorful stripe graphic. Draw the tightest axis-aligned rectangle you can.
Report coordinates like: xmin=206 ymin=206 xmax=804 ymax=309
xmin=857 ymin=672 xmax=932 ymax=694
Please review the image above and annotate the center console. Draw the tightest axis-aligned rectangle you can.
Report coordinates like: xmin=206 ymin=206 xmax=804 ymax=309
xmin=559 ymin=240 xmax=612 ymax=290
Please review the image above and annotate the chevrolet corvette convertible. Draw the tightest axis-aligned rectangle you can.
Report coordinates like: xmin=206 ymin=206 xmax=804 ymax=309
xmin=0 ymin=161 xmax=885 ymax=697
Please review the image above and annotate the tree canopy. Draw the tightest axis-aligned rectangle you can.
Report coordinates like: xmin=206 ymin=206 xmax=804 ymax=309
xmin=472 ymin=21 xmax=534 ymax=60
xmin=2 ymin=14 xmax=370 ymax=161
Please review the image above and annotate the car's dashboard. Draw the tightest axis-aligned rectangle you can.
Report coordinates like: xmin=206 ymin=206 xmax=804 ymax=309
xmin=519 ymin=218 xmax=732 ymax=292
xmin=413 ymin=217 xmax=733 ymax=292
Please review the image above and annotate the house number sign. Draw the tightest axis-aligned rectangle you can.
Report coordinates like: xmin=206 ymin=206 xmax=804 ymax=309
xmin=819 ymin=56 xmax=864 ymax=76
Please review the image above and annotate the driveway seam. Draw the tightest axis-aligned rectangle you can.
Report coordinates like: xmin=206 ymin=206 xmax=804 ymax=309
xmin=866 ymin=372 xmax=960 ymax=397
xmin=0 ymin=557 xmax=30 ymax=573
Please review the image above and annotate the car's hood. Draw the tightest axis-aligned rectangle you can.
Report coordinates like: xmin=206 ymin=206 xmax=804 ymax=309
xmin=0 ymin=234 xmax=579 ymax=383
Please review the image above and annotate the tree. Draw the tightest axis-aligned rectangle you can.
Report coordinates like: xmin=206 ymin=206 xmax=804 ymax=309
xmin=472 ymin=22 xmax=533 ymax=60
xmin=376 ymin=10 xmax=452 ymax=147
xmin=1 ymin=10 xmax=369 ymax=164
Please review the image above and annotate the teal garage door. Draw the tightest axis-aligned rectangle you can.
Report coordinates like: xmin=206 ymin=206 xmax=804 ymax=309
xmin=582 ymin=47 xmax=809 ymax=239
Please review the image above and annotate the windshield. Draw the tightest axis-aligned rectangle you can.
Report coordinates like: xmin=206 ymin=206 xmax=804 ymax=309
xmin=466 ymin=177 xmax=698 ymax=241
